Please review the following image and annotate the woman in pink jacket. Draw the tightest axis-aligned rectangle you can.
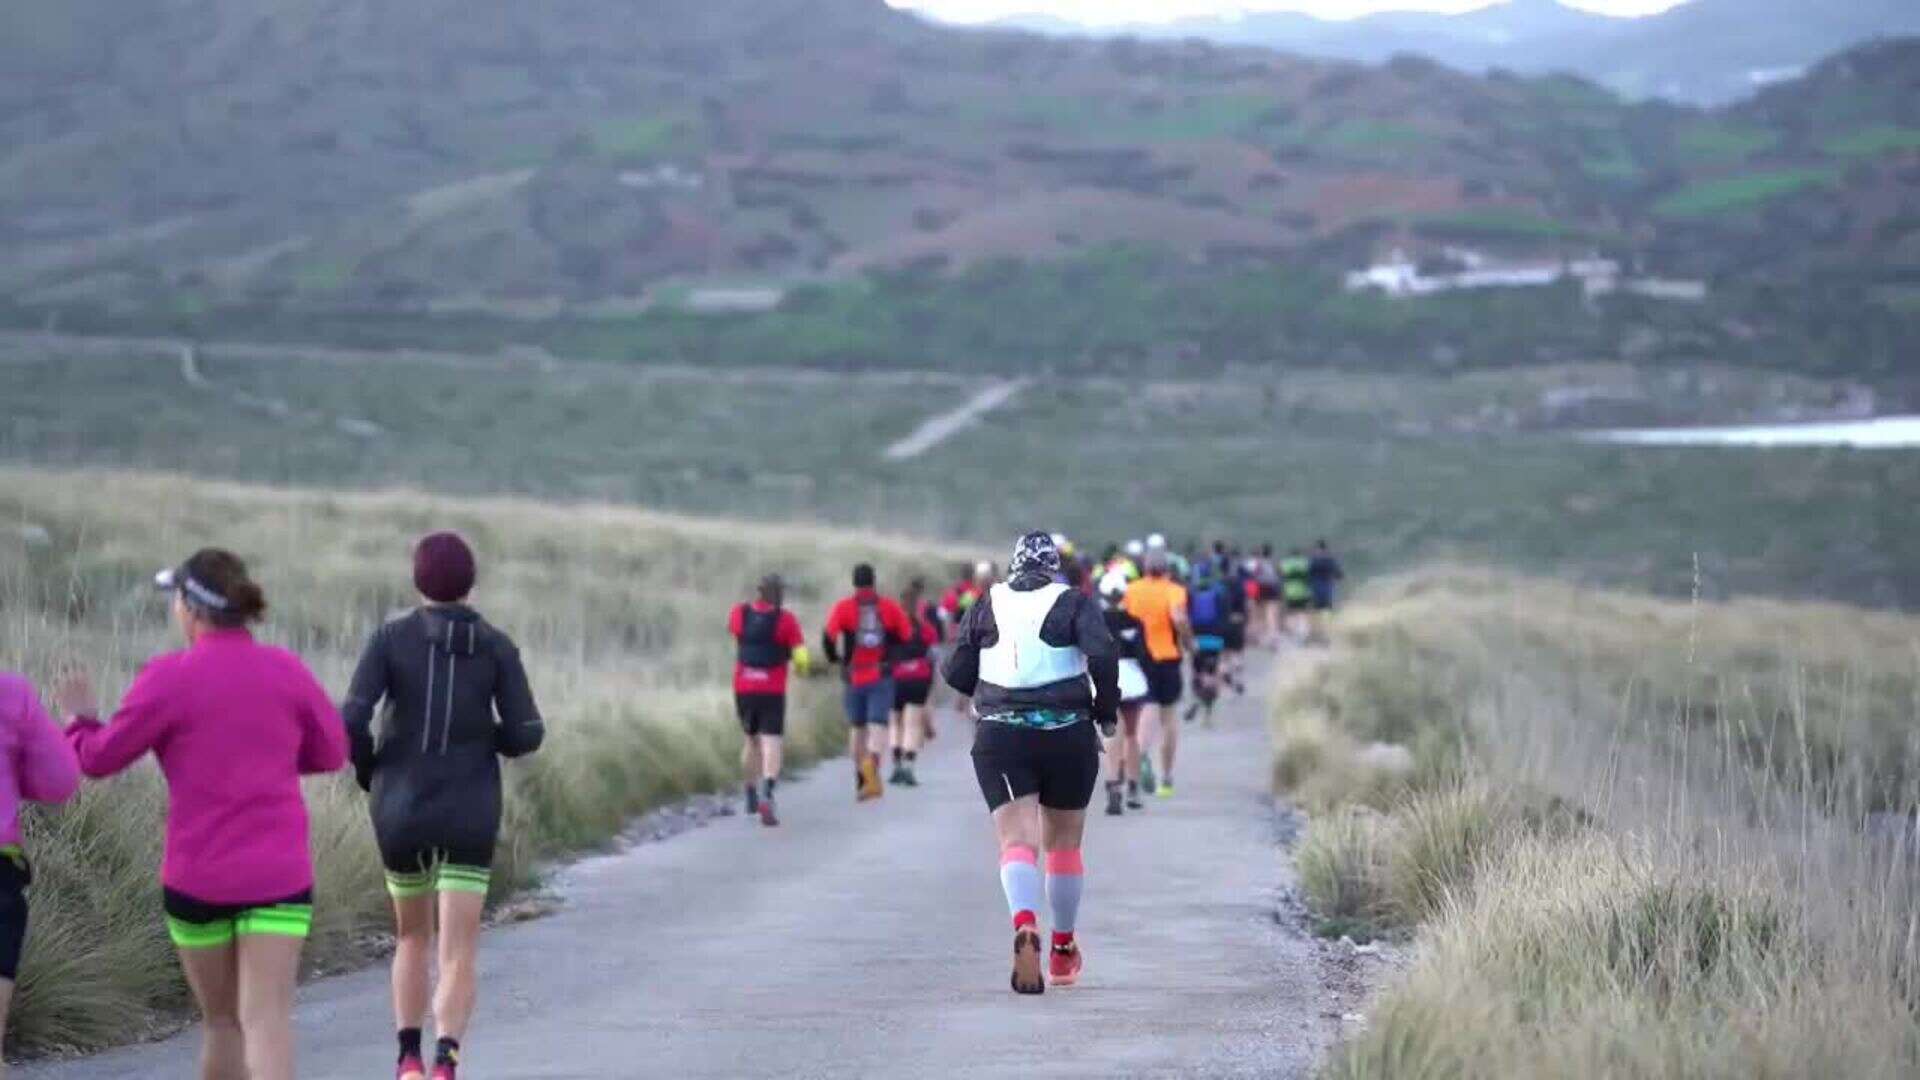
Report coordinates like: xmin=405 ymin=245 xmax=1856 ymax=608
xmin=0 ymin=672 xmax=81 ymax=1054
xmin=60 ymin=549 xmax=346 ymax=1080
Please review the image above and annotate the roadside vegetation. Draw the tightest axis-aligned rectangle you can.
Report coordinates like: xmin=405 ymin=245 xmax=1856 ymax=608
xmin=0 ymin=466 xmax=964 ymax=1054
xmin=1274 ymin=568 xmax=1920 ymax=1077
xmin=10 ymin=342 xmax=1917 ymax=609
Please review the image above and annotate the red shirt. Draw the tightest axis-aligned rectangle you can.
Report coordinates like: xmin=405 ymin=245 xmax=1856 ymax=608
xmin=891 ymin=605 xmax=941 ymax=684
xmin=728 ymin=602 xmax=805 ymax=696
xmin=823 ymin=589 xmax=912 ymax=688
xmin=939 ymin=581 xmax=983 ymax=623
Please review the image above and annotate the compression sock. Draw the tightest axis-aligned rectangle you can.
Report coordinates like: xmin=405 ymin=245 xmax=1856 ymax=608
xmin=1045 ymin=849 xmax=1085 ymax=935
xmin=999 ymin=845 xmax=1043 ymax=929
xmin=434 ymin=1037 xmax=460 ymax=1069
xmin=398 ymin=1028 xmax=423 ymax=1063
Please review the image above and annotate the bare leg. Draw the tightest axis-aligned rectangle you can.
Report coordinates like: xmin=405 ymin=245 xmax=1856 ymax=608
xmin=1120 ymin=704 xmax=1143 ymax=783
xmin=991 ymin=794 xmax=1042 ymax=853
xmin=759 ymin=734 xmax=784 ymax=782
xmin=0 ymin=979 xmax=13 ymax=1079
xmin=434 ymin=891 xmax=487 ymax=1043
xmin=740 ymin=736 xmax=761 ymax=787
xmin=1041 ymin=807 xmax=1089 ymax=855
xmin=234 ymin=933 xmax=302 ymax=1080
xmin=1160 ymin=702 xmax=1180 ymax=781
xmin=901 ymin=705 xmax=924 ymax=755
xmin=177 ymin=944 xmax=245 ymax=1080
xmin=391 ymin=893 xmax=434 ymax=1034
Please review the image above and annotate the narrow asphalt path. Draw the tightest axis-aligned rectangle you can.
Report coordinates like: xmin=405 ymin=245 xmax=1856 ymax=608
xmin=25 ymin=660 xmax=1328 ymax=1078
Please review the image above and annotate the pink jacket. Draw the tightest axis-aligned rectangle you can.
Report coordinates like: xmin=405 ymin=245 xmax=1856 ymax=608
xmin=66 ymin=629 xmax=347 ymax=903
xmin=0 ymin=673 xmax=81 ymax=847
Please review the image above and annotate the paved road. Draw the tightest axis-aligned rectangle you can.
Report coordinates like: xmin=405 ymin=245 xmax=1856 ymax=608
xmin=25 ymin=665 xmax=1328 ymax=1079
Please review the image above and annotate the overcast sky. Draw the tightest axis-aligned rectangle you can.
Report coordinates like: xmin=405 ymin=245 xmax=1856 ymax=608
xmin=888 ymin=1 xmax=1690 ymax=25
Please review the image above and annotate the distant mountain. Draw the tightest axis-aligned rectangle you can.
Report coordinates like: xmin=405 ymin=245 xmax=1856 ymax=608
xmin=0 ymin=0 xmax=1914 ymax=381
xmin=991 ymin=0 xmax=1920 ymax=105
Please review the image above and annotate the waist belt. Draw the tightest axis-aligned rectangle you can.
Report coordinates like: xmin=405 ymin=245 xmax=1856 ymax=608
xmin=979 ymin=708 xmax=1085 ymax=731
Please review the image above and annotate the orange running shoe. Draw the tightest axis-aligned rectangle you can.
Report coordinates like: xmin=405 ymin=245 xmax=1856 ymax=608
xmin=857 ymin=754 xmax=883 ymax=801
xmin=1048 ymin=940 xmax=1084 ymax=987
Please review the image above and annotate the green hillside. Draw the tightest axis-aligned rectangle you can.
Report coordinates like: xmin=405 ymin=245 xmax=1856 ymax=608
xmin=0 ymin=3 xmax=1915 ymax=378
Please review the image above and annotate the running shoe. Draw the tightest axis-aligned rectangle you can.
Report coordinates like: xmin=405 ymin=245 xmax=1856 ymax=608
xmin=1158 ymin=780 xmax=1175 ymax=798
xmin=431 ymin=1062 xmax=456 ymax=1080
xmin=888 ymin=763 xmax=908 ymax=785
xmin=898 ymin=766 xmax=918 ymax=787
xmin=1011 ymin=927 xmax=1045 ymax=995
xmin=759 ymin=796 xmax=779 ymax=827
xmin=1048 ymin=941 xmax=1084 ymax=987
xmin=1127 ymin=789 xmax=1145 ymax=810
xmin=857 ymin=755 xmax=883 ymax=801
xmin=1105 ymin=785 xmax=1124 ymax=816
xmin=1140 ymin=760 xmax=1157 ymax=794
xmin=397 ymin=1056 xmax=426 ymax=1080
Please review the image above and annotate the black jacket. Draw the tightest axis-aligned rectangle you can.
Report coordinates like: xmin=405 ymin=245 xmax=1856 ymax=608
xmin=1103 ymin=608 xmax=1148 ymax=664
xmin=343 ymin=605 xmax=543 ymax=857
xmin=941 ymin=575 xmax=1120 ymax=724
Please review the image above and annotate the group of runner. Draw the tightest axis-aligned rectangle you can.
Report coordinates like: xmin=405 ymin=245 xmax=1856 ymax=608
xmin=2 ymin=535 xmax=537 ymax=1080
xmin=726 ymin=529 xmax=1343 ymax=996
xmin=0 ymin=525 xmax=1343 ymax=1079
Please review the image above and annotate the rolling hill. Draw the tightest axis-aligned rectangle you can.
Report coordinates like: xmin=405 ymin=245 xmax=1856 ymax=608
xmin=988 ymin=0 xmax=1920 ymax=106
xmin=0 ymin=1 xmax=1915 ymax=377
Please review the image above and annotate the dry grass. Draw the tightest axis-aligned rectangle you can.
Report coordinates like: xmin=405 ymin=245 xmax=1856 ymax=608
xmin=0 ymin=465 xmax=970 ymax=1054
xmin=1274 ymin=566 xmax=1920 ymax=1078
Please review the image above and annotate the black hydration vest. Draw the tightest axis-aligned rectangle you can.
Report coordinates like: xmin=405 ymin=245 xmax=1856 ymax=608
xmin=737 ymin=605 xmax=791 ymax=669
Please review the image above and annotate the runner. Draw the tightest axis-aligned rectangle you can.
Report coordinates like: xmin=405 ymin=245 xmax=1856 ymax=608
xmin=938 ymin=561 xmax=992 ymax=635
xmin=1307 ymin=539 xmax=1346 ymax=645
xmin=823 ymin=564 xmax=913 ymax=802
xmin=343 ymin=532 xmax=546 ymax=1080
xmin=941 ymin=533 xmax=1118 ymax=994
xmin=1221 ymin=551 xmax=1252 ymax=695
xmin=1097 ymin=573 xmax=1150 ymax=815
xmin=1281 ymin=547 xmax=1314 ymax=643
xmin=1255 ymin=544 xmax=1283 ymax=647
xmin=1183 ymin=565 xmax=1229 ymax=726
xmin=728 ymin=573 xmax=807 ymax=826
xmin=0 ymin=672 xmax=80 ymax=1050
xmin=59 ymin=549 xmax=347 ymax=1080
xmin=1124 ymin=550 xmax=1190 ymax=798
xmin=887 ymin=578 xmax=941 ymax=787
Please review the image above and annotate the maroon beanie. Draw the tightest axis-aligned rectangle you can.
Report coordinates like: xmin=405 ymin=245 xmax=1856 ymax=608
xmin=413 ymin=532 xmax=476 ymax=603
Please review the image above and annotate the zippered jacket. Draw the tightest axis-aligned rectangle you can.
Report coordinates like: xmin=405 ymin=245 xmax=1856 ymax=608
xmin=343 ymin=605 xmax=543 ymax=862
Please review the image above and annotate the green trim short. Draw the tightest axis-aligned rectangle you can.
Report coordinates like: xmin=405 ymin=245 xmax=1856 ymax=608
xmin=384 ymin=856 xmax=492 ymax=899
xmin=162 ymin=888 xmax=314 ymax=949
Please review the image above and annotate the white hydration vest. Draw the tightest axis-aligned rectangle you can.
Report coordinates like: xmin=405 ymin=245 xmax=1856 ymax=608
xmin=978 ymin=582 xmax=1087 ymax=689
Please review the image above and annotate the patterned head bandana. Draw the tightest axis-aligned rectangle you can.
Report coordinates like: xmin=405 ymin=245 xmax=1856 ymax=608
xmin=1009 ymin=531 xmax=1062 ymax=579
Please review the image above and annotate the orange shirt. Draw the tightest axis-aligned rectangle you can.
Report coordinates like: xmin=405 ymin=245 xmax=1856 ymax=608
xmin=1124 ymin=576 xmax=1188 ymax=661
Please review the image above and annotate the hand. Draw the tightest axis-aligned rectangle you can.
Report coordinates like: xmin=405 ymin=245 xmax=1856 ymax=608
xmin=54 ymin=671 xmax=97 ymax=719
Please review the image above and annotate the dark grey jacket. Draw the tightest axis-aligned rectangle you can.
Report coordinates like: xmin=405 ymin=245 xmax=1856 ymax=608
xmin=941 ymin=575 xmax=1120 ymax=725
xmin=343 ymin=605 xmax=543 ymax=858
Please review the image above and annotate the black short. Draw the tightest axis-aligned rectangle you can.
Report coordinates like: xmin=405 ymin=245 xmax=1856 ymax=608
xmin=1192 ymin=651 xmax=1222 ymax=675
xmin=0 ymin=858 xmax=27 ymax=981
xmin=971 ymin=719 xmax=1100 ymax=813
xmin=1143 ymin=659 xmax=1183 ymax=706
xmin=1224 ymin=624 xmax=1246 ymax=652
xmin=1313 ymin=595 xmax=1335 ymax=612
xmin=893 ymin=680 xmax=931 ymax=709
xmin=1258 ymin=582 xmax=1280 ymax=602
xmin=735 ymin=693 xmax=786 ymax=737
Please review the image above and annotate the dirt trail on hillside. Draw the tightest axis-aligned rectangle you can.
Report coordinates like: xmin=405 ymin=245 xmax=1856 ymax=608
xmin=884 ymin=378 xmax=1029 ymax=460
xmin=21 ymin=654 xmax=1336 ymax=1079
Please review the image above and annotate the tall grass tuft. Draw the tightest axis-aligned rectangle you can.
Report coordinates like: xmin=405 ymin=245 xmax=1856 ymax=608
xmin=1277 ymin=565 xmax=1920 ymax=1077
xmin=0 ymin=466 xmax=970 ymax=1054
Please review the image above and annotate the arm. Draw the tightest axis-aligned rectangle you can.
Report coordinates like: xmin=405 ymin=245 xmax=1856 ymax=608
xmin=1071 ymin=597 xmax=1120 ymax=729
xmin=66 ymin=662 xmax=174 ymax=779
xmin=940 ymin=595 xmax=991 ymax=697
xmin=16 ymin=686 xmax=79 ymax=804
xmin=820 ymin=603 xmax=845 ymax=666
xmin=340 ymin=626 xmax=389 ymax=789
xmin=493 ymin=639 xmax=545 ymax=759
xmin=292 ymin=659 xmax=348 ymax=776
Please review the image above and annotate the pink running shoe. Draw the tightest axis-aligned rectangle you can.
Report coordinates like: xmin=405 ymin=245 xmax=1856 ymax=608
xmin=396 ymin=1055 xmax=425 ymax=1080
xmin=1048 ymin=941 xmax=1084 ymax=987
